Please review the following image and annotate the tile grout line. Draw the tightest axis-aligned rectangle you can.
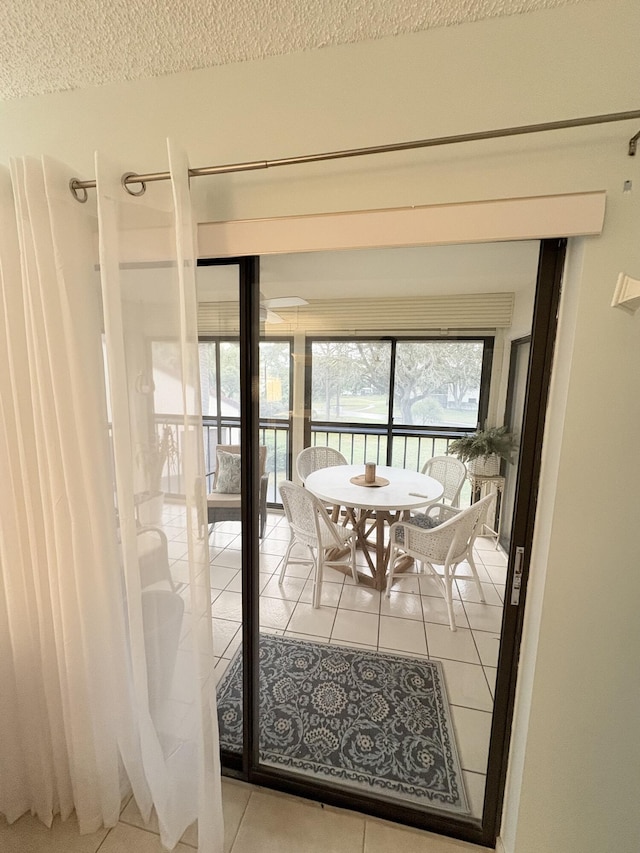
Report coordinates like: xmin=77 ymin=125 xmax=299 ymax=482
xmin=419 ymin=585 xmax=431 ymax=658
xmin=94 ymin=825 xmax=112 ymax=852
xmin=227 ymin=788 xmax=255 ymax=853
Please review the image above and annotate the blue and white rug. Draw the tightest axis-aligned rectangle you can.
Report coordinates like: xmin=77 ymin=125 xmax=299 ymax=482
xmin=217 ymin=633 xmax=469 ymax=814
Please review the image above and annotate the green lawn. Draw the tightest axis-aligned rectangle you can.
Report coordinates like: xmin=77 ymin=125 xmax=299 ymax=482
xmin=314 ymin=394 xmax=477 ymax=428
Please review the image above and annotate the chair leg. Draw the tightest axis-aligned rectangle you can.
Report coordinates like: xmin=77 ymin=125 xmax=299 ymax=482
xmin=444 ymin=563 xmax=457 ymax=632
xmin=467 ymin=551 xmax=486 ymax=603
xmin=279 ymin=540 xmax=295 ymax=584
xmin=385 ymin=545 xmax=398 ymax=597
xmin=312 ymin=551 xmax=322 ymax=609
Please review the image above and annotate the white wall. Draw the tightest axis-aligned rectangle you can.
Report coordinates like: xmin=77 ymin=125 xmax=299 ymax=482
xmin=2 ymin=1 xmax=639 ymax=851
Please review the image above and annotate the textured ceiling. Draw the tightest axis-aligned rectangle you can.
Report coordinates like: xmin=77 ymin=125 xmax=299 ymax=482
xmin=1 ymin=0 xmax=584 ymax=101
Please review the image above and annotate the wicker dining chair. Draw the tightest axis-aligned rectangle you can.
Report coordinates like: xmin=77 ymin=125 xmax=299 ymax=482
xmin=295 ymin=445 xmax=348 ymax=482
xmin=387 ymin=493 xmax=495 ymax=631
xmin=279 ymin=480 xmax=358 ymax=608
xmin=295 ymin=445 xmax=348 ymax=521
xmin=419 ymin=455 xmax=467 ymax=509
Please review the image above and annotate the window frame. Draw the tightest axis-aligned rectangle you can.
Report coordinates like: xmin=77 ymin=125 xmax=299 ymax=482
xmin=304 ymin=334 xmax=494 ymax=467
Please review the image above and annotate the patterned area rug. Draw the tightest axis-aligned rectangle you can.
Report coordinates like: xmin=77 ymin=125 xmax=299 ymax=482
xmin=217 ymin=634 xmax=469 ymax=814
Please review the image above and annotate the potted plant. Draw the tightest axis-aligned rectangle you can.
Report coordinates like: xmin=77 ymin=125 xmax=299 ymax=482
xmin=447 ymin=425 xmax=517 ymax=476
xmin=137 ymin=424 xmax=177 ymax=525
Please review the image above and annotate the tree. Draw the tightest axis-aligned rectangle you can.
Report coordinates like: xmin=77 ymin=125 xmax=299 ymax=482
xmin=199 ymin=342 xmax=215 ymax=416
xmin=352 ymin=342 xmax=391 ymax=396
xmin=436 ymin=342 xmax=483 ymax=408
xmin=311 ymin=342 xmax=369 ymax=418
xmin=393 ymin=341 xmax=483 ymax=425
xmin=219 ymin=341 xmax=240 ymax=414
xmin=310 ymin=339 xmax=484 ymax=426
xmin=393 ymin=342 xmax=446 ymax=424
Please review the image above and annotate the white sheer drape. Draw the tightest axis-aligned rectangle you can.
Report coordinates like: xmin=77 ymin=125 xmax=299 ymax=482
xmin=0 ymin=146 xmax=222 ymax=852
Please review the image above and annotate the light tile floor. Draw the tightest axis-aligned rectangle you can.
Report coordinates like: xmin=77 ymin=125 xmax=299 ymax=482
xmin=166 ymin=508 xmax=507 ymax=821
xmin=1 ymin=507 xmax=504 ymax=852
xmin=0 ymin=778 xmax=493 ymax=852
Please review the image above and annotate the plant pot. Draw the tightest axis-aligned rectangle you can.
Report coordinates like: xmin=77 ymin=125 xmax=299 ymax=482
xmin=137 ymin=491 xmax=165 ymax=526
xmin=468 ymin=454 xmax=501 ymax=476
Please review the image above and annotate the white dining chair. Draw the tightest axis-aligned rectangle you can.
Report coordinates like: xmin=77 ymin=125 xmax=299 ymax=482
xmin=279 ymin=480 xmax=358 ymax=608
xmin=295 ymin=445 xmax=348 ymax=482
xmin=295 ymin=445 xmax=348 ymax=521
xmin=419 ymin=455 xmax=467 ymax=509
xmin=387 ymin=493 xmax=495 ymax=631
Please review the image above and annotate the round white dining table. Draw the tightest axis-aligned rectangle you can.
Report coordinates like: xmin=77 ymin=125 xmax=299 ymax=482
xmin=304 ymin=464 xmax=444 ymax=589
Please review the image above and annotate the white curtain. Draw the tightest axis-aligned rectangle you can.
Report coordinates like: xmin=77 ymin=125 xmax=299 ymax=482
xmin=0 ymin=145 xmax=223 ymax=852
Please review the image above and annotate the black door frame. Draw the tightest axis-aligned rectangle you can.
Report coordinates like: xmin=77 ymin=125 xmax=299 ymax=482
xmin=481 ymin=239 xmax=566 ymax=842
xmin=200 ymin=237 xmax=567 ymax=848
xmin=499 ymin=335 xmax=532 ymax=553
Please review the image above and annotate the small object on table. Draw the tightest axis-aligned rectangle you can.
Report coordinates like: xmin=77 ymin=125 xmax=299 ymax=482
xmin=365 ymin=462 xmax=376 ymax=484
xmin=349 ymin=474 xmax=390 ymax=487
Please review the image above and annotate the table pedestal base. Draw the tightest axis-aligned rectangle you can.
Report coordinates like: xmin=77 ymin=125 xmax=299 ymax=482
xmin=328 ymin=507 xmax=414 ymax=591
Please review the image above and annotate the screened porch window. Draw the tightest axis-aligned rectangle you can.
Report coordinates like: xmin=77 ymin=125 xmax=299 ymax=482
xmin=307 ymin=337 xmax=492 ymax=473
xmin=199 ymin=337 xmax=292 ymax=503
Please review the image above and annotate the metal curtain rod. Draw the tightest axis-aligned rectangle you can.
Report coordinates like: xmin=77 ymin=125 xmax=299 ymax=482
xmin=69 ymin=109 xmax=640 ymax=202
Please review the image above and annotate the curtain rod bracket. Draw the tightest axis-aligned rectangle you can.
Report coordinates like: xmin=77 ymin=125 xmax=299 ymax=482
xmin=629 ymin=130 xmax=640 ymax=156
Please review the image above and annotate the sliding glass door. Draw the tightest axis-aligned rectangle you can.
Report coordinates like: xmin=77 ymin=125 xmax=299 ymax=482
xmin=196 ymin=260 xmax=245 ymax=765
xmin=199 ymin=239 xmax=566 ymax=849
